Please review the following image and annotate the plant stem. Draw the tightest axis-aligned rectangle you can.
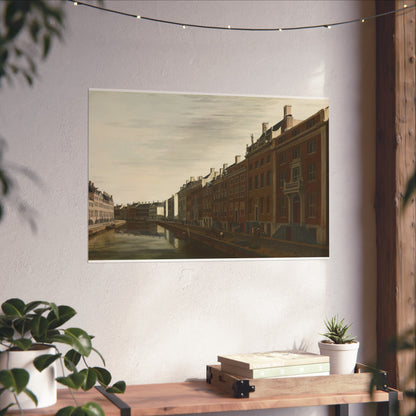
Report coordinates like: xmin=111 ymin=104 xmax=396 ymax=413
xmin=13 ymin=392 xmax=24 ymax=416
xmin=55 ymin=346 xmax=78 ymax=407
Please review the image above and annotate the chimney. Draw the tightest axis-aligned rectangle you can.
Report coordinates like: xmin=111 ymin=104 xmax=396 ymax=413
xmin=235 ymin=155 xmax=241 ymax=164
xmin=223 ymin=163 xmax=228 ymax=170
xmin=219 ymin=168 xmax=223 ymax=175
xmin=283 ymin=105 xmax=293 ymax=131
xmin=210 ymin=168 xmax=215 ymax=174
xmin=262 ymin=122 xmax=269 ymax=134
xmin=190 ymin=176 xmax=195 ymax=182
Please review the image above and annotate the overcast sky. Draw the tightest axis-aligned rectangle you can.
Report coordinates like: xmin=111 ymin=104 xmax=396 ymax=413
xmin=89 ymin=90 xmax=328 ymax=205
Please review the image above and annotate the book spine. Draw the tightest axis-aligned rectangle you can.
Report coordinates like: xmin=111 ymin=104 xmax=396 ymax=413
xmin=221 ymin=362 xmax=330 ymax=379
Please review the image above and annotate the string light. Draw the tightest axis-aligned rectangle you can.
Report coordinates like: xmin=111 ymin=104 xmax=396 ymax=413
xmin=67 ymin=0 xmax=416 ymax=32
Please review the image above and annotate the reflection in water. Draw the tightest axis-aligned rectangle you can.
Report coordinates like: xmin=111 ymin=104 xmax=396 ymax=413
xmin=89 ymin=223 xmax=228 ymax=260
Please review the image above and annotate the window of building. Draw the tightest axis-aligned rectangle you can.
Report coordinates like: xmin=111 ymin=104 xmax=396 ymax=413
xmin=280 ymin=172 xmax=285 ymax=188
xmin=307 ymin=139 xmax=317 ymax=153
xmin=266 ymin=196 xmax=270 ymax=213
xmin=267 ymin=155 xmax=271 ymax=163
xmin=260 ymin=197 xmax=264 ymax=213
xmin=292 ymin=166 xmax=300 ymax=181
xmin=279 ymin=196 xmax=288 ymax=217
xmin=255 ymin=175 xmax=259 ymax=189
xmin=249 ymin=177 xmax=253 ymax=190
xmin=260 ymin=158 xmax=264 ymax=166
xmin=255 ymin=161 xmax=259 ymax=168
xmin=280 ymin=152 xmax=286 ymax=164
xmin=308 ymin=163 xmax=316 ymax=181
xmin=266 ymin=171 xmax=271 ymax=186
xmin=307 ymin=192 xmax=317 ymax=218
xmin=260 ymin=173 xmax=264 ymax=187
xmin=293 ymin=147 xmax=300 ymax=159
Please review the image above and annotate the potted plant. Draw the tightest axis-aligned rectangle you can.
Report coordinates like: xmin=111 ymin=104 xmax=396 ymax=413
xmin=318 ymin=315 xmax=360 ymax=374
xmin=0 ymin=298 xmax=125 ymax=415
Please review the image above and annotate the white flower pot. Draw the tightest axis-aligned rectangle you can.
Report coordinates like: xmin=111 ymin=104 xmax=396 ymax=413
xmin=318 ymin=341 xmax=359 ymax=375
xmin=0 ymin=345 xmax=57 ymax=409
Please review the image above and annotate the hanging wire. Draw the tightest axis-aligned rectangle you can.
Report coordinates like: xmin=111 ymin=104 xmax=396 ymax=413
xmin=68 ymin=1 xmax=415 ymax=32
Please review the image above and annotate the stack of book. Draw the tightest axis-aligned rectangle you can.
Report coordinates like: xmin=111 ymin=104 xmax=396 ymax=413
xmin=217 ymin=350 xmax=330 ymax=379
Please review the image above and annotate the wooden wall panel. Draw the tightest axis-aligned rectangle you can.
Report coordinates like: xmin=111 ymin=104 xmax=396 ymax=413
xmin=376 ymin=0 xmax=416 ymax=414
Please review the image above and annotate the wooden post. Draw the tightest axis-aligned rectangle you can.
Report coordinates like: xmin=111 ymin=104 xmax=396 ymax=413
xmin=376 ymin=1 xmax=416 ymax=414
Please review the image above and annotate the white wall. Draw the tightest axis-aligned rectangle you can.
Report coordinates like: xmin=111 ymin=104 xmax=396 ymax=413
xmin=0 ymin=1 xmax=376 ymax=415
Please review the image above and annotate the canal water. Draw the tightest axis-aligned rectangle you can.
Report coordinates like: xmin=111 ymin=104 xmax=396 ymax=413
xmin=88 ymin=223 xmax=229 ymax=260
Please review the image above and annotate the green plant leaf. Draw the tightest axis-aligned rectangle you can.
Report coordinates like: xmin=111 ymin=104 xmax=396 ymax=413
xmin=106 ymin=381 xmax=126 ymax=394
xmin=10 ymin=338 xmax=32 ymax=350
xmin=52 ymin=328 xmax=91 ymax=357
xmin=91 ymin=347 xmax=106 ymax=367
xmin=64 ymin=349 xmax=81 ymax=371
xmin=0 ymin=368 xmax=29 ymax=393
xmin=13 ymin=317 xmax=32 ymax=336
xmin=47 ymin=305 xmax=76 ymax=329
xmin=80 ymin=368 xmax=97 ymax=391
xmin=0 ymin=326 xmax=14 ymax=339
xmin=92 ymin=367 xmax=111 ymax=387
xmin=24 ymin=301 xmax=48 ymax=314
xmin=0 ymin=403 xmax=15 ymax=416
xmin=55 ymin=403 xmax=105 ymax=416
xmin=1 ymin=298 xmax=25 ymax=316
xmin=56 ymin=372 xmax=86 ymax=390
xmin=33 ymin=353 xmax=61 ymax=372
xmin=31 ymin=314 xmax=49 ymax=340
xmin=23 ymin=387 xmax=38 ymax=406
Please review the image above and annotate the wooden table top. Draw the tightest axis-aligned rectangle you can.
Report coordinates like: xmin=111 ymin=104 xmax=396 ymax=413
xmin=9 ymin=380 xmax=401 ymax=416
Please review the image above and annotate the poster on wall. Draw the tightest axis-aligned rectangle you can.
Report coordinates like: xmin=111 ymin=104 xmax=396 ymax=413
xmin=88 ymin=90 xmax=329 ymax=261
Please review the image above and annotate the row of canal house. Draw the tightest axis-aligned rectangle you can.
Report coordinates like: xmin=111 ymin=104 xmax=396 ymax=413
xmin=88 ymin=181 xmax=114 ymax=225
xmin=167 ymin=105 xmax=329 ymax=245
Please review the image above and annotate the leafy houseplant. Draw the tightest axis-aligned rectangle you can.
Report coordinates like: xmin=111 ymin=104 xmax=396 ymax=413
xmin=0 ymin=298 xmax=126 ymax=416
xmin=318 ymin=315 xmax=359 ymax=374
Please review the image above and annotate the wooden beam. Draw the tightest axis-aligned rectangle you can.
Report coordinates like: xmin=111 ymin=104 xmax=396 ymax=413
xmin=376 ymin=0 xmax=416 ymax=414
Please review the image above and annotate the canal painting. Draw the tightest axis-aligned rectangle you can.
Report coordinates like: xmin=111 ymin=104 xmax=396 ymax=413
xmin=88 ymin=90 xmax=329 ymax=260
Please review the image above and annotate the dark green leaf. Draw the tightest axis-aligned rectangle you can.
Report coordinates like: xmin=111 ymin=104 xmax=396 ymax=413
xmin=10 ymin=338 xmax=32 ymax=350
xmin=80 ymin=368 xmax=97 ymax=391
xmin=106 ymin=381 xmax=126 ymax=394
xmin=0 ymin=368 xmax=29 ymax=393
xmin=55 ymin=403 xmax=105 ymax=416
xmin=81 ymin=402 xmax=105 ymax=416
xmin=2 ymin=298 xmax=25 ymax=316
xmin=64 ymin=349 xmax=81 ymax=372
xmin=92 ymin=367 xmax=111 ymax=387
xmin=14 ymin=317 xmax=32 ymax=336
xmin=52 ymin=328 xmax=91 ymax=357
xmin=56 ymin=406 xmax=77 ymax=416
xmin=56 ymin=372 xmax=86 ymax=390
xmin=0 ymin=403 xmax=15 ymax=416
xmin=33 ymin=353 xmax=61 ymax=372
xmin=31 ymin=314 xmax=49 ymax=340
xmin=24 ymin=301 xmax=48 ymax=313
xmin=0 ymin=326 xmax=14 ymax=339
xmin=23 ymin=387 xmax=38 ymax=406
xmin=47 ymin=305 xmax=76 ymax=329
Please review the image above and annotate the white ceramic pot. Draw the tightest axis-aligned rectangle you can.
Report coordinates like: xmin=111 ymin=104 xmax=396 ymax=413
xmin=318 ymin=341 xmax=359 ymax=375
xmin=0 ymin=344 xmax=57 ymax=409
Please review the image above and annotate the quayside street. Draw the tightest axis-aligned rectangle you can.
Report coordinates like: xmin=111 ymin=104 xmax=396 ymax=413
xmin=158 ymin=221 xmax=328 ymax=258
